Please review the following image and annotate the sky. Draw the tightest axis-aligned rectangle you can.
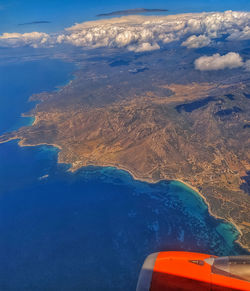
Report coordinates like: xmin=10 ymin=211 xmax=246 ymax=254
xmin=1 ymin=0 xmax=250 ymax=34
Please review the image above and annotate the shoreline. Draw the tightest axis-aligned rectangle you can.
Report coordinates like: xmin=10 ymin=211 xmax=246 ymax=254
xmin=69 ymin=159 xmax=250 ymax=253
xmin=1 ymin=135 xmax=249 ymax=252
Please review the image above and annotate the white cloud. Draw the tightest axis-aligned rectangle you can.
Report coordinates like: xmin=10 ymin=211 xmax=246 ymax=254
xmin=194 ymin=52 xmax=244 ymax=71
xmin=0 ymin=32 xmax=22 ymax=39
xmin=0 ymin=32 xmax=50 ymax=48
xmin=128 ymin=42 xmax=160 ymax=52
xmin=181 ymin=35 xmax=211 ymax=48
xmin=1 ymin=11 xmax=250 ymax=52
xmin=55 ymin=11 xmax=250 ymax=51
xmin=227 ymin=26 xmax=250 ymax=41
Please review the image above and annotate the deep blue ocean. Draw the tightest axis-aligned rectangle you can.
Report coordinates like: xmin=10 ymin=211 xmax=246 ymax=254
xmin=0 ymin=58 xmax=247 ymax=291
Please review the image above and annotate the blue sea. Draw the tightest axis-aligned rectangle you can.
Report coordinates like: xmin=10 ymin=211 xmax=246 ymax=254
xmin=0 ymin=58 xmax=248 ymax=291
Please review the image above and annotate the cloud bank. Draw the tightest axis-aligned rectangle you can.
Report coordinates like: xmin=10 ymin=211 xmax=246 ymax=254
xmin=60 ymin=11 xmax=250 ymax=52
xmin=1 ymin=11 xmax=250 ymax=52
xmin=194 ymin=52 xmax=244 ymax=71
xmin=0 ymin=32 xmax=50 ymax=48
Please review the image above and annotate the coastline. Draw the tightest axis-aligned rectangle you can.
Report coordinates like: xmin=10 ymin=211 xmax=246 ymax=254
xmin=69 ymin=158 xmax=249 ymax=252
xmin=1 ymin=135 xmax=249 ymax=252
xmin=0 ymin=60 xmax=248 ymax=252
xmin=111 ymin=166 xmax=248 ymax=252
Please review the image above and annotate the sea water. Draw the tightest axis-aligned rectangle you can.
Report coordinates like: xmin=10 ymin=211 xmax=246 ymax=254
xmin=0 ymin=58 xmax=75 ymax=134
xmin=0 ymin=58 xmax=247 ymax=291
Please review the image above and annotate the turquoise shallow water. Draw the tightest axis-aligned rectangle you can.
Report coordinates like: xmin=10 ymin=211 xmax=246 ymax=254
xmin=0 ymin=58 xmax=247 ymax=291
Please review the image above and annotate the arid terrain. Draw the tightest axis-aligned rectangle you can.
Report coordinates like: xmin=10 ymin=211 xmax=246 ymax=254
xmin=1 ymin=49 xmax=250 ymax=250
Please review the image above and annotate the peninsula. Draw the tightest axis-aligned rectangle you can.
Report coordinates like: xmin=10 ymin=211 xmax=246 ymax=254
xmin=1 ymin=50 xmax=249 ymax=251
